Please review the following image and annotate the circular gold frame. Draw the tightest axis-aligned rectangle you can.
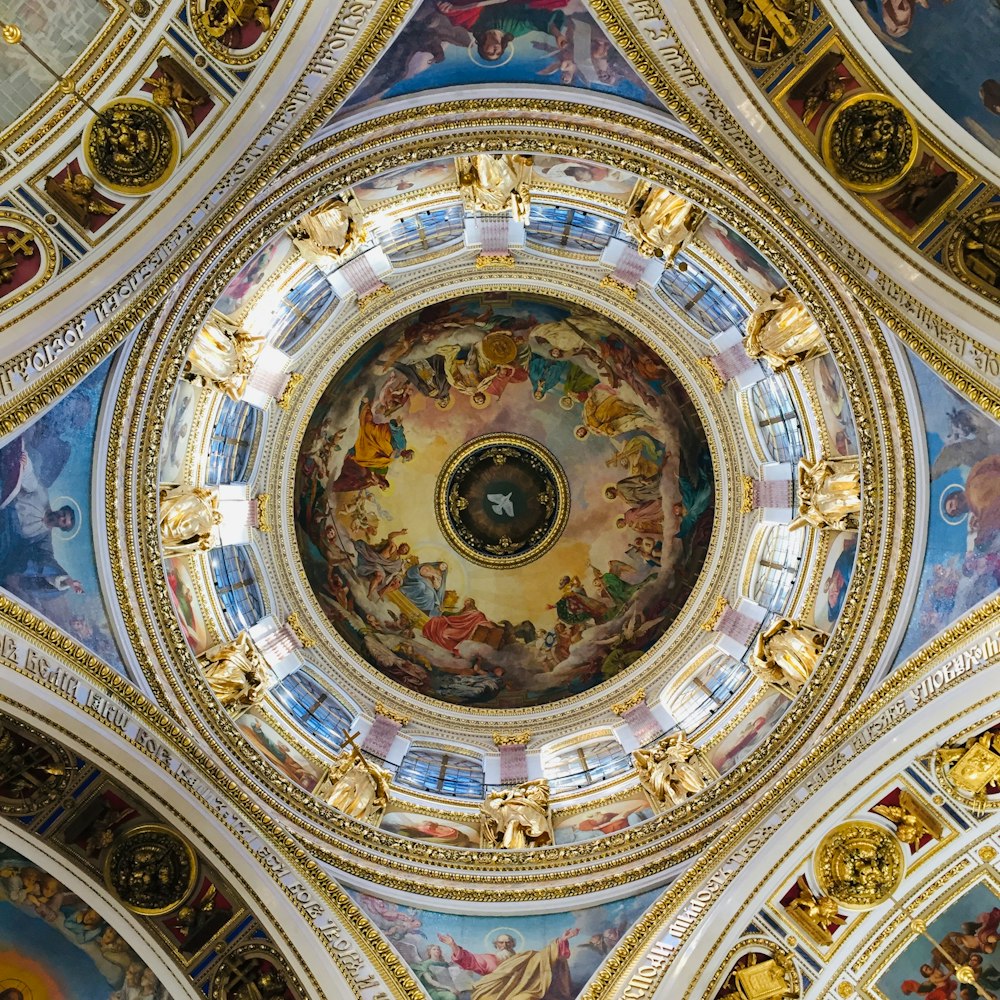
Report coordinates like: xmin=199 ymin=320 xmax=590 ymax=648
xmin=103 ymin=822 xmax=199 ymax=915
xmin=83 ymin=98 xmax=180 ymax=197
xmin=434 ymin=432 xmax=570 ymax=570
xmin=820 ymin=92 xmax=919 ymax=194
xmin=814 ymin=820 xmax=904 ymax=910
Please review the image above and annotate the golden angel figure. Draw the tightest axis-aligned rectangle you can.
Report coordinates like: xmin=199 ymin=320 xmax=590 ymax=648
xmin=622 ymin=182 xmax=705 ymax=263
xmin=45 ymin=169 xmax=119 ymax=228
xmin=785 ymin=875 xmax=846 ymax=945
xmin=750 ymin=617 xmax=828 ymax=696
xmin=288 ymin=195 xmax=365 ymax=265
xmin=159 ymin=484 xmax=221 ymax=556
xmin=457 ymin=153 xmax=533 ymax=223
xmin=872 ymin=789 xmax=943 ymax=845
xmin=185 ymin=311 xmax=266 ymax=401
xmin=790 ymin=455 xmax=862 ymax=531
xmin=744 ymin=287 xmax=826 ymax=372
xmin=633 ymin=734 xmax=712 ymax=807
xmin=316 ymin=744 xmax=392 ymax=824
xmin=480 ymin=778 xmax=552 ymax=849
xmin=200 ymin=632 xmax=270 ymax=715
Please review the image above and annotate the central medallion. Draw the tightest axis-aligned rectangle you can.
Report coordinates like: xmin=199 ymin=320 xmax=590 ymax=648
xmin=436 ymin=433 xmax=569 ymax=569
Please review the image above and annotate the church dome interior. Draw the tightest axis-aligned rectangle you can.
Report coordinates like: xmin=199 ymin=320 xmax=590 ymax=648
xmin=1 ymin=0 xmax=999 ymax=999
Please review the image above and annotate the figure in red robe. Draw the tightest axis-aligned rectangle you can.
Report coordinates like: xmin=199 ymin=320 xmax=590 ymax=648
xmin=422 ymin=598 xmax=491 ymax=655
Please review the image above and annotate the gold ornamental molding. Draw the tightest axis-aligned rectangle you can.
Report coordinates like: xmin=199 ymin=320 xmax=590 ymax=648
xmin=98 ymin=108 xmax=910 ymax=901
xmin=119 ymin=236 xmax=908 ymax=884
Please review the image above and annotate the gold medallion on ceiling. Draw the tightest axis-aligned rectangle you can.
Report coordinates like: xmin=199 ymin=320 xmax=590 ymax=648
xmin=103 ymin=822 xmax=199 ymax=915
xmin=821 ymin=93 xmax=918 ymax=194
xmin=83 ymin=99 xmax=179 ymax=196
xmin=813 ymin=820 xmax=904 ymax=909
xmin=947 ymin=207 xmax=1000 ymax=297
xmin=714 ymin=0 xmax=811 ymax=63
xmin=436 ymin=433 xmax=570 ymax=570
xmin=0 ymin=211 xmax=58 ymax=309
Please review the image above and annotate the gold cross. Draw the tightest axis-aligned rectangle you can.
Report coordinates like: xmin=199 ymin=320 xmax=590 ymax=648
xmin=6 ymin=232 xmax=35 ymax=257
xmin=339 ymin=729 xmax=364 ymax=755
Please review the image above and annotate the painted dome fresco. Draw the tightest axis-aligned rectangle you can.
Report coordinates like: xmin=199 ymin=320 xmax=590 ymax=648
xmin=294 ymin=292 xmax=714 ymax=708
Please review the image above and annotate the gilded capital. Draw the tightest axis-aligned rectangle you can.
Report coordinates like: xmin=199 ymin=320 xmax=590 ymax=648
xmin=701 ymin=595 xmax=728 ymax=632
xmin=492 ymin=730 xmax=532 ymax=746
xmin=695 ymin=355 xmax=726 ymax=392
xmin=611 ymin=689 xmax=646 ymax=716
xmin=374 ymin=703 xmax=410 ymax=726
xmin=740 ymin=474 xmax=756 ymax=514
xmin=475 ymin=253 xmax=517 ymax=269
xmin=599 ymin=274 xmax=637 ymax=299
xmin=286 ymin=611 xmax=314 ymax=649
xmin=255 ymin=493 xmax=271 ymax=533
xmin=276 ymin=371 xmax=303 ymax=409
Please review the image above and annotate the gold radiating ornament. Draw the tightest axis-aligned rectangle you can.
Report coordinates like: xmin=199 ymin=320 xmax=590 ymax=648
xmin=814 ymin=820 xmax=904 ymax=909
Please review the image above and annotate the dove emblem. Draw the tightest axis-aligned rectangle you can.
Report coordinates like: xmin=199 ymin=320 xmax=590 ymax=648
xmin=488 ymin=492 xmax=514 ymax=517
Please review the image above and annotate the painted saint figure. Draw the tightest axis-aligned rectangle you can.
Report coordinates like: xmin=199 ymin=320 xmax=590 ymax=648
xmin=436 ymin=926 xmax=580 ymax=1000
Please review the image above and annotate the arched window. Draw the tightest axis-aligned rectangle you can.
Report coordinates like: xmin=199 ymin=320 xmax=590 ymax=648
xmin=395 ymin=747 xmax=485 ymax=799
xmin=271 ymin=670 xmax=354 ymax=753
xmin=375 ymin=206 xmax=466 ymax=261
xmin=657 ymin=256 xmax=749 ymax=336
xmin=206 ymin=398 xmax=260 ymax=485
xmin=666 ymin=656 xmax=750 ymax=734
xmin=526 ymin=204 xmax=617 ymax=255
xmin=270 ymin=267 xmax=338 ymax=354
xmin=749 ymin=376 xmax=804 ymax=463
xmin=208 ymin=545 xmax=265 ymax=633
xmin=543 ymin=738 xmax=630 ymax=791
xmin=752 ymin=524 xmax=805 ymax=613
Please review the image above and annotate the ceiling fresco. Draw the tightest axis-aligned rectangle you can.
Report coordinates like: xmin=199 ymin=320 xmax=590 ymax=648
xmin=0 ymin=843 xmax=177 ymax=1000
xmin=853 ymin=0 xmax=1000 ymax=154
xmin=340 ymin=0 xmax=664 ymax=111
xmin=4 ymin=0 xmax=1000 ymax=998
xmin=294 ymin=291 xmax=713 ymax=708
